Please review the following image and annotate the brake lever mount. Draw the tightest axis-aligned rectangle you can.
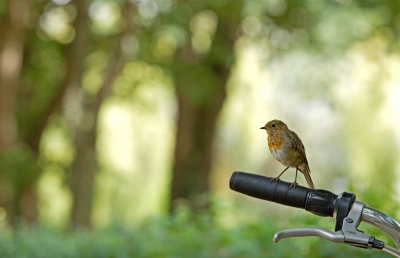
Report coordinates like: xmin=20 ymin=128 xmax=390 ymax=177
xmin=341 ymin=201 xmax=379 ymax=248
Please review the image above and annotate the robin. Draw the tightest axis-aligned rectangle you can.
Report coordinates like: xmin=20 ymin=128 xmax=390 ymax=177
xmin=260 ymin=119 xmax=315 ymax=189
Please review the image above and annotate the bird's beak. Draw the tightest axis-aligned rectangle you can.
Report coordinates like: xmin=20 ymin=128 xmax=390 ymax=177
xmin=260 ymin=126 xmax=265 ymax=129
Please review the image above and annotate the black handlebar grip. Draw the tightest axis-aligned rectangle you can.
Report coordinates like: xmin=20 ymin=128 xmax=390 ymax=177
xmin=305 ymin=188 xmax=338 ymax=217
xmin=229 ymin=171 xmax=338 ymax=217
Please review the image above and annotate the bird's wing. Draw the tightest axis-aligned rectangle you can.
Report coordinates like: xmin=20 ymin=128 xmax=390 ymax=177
xmin=287 ymin=130 xmax=309 ymax=166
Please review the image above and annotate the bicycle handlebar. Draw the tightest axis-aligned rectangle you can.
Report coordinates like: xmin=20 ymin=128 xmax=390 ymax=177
xmin=229 ymin=171 xmax=339 ymax=217
xmin=229 ymin=171 xmax=400 ymax=257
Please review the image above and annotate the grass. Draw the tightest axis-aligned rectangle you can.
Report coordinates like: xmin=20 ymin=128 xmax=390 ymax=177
xmin=0 ymin=207 xmax=392 ymax=258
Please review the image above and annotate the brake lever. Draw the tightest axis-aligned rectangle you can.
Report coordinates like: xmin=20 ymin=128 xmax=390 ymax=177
xmin=273 ymin=227 xmax=344 ymax=243
xmin=273 ymin=202 xmax=373 ymax=247
xmin=273 ymin=201 xmax=400 ymax=257
xmin=274 ymin=202 xmax=372 ymax=246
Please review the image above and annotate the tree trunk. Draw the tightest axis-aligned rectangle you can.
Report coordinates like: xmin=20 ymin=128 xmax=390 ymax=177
xmin=17 ymin=0 xmax=90 ymax=226
xmin=171 ymin=65 xmax=229 ymax=212
xmin=59 ymin=0 xmax=92 ymax=228
xmin=69 ymin=52 xmax=124 ymax=228
xmin=169 ymin=3 xmax=241 ymax=212
xmin=0 ymin=0 xmax=25 ymax=150
xmin=69 ymin=119 xmax=97 ymax=228
xmin=0 ymin=0 xmax=28 ymax=225
xmin=68 ymin=1 xmax=131 ymax=227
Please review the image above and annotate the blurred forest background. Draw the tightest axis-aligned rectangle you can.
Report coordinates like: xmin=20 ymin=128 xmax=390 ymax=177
xmin=1 ymin=0 xmax=400 ymax=257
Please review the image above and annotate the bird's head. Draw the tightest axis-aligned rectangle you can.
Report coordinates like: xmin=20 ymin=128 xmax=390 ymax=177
xmin=260 ymin=119 xmax=288 ymax=135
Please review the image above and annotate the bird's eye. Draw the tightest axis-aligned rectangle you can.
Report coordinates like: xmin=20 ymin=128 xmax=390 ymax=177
xmin=272 ymin=124 xmax=276 ymax=127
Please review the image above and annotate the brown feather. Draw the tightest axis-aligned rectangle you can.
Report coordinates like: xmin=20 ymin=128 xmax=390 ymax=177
xmin=300 ymin=164 xmax=314 ymax=189
xmin=288 ymin=130 xmax=309 ymax=166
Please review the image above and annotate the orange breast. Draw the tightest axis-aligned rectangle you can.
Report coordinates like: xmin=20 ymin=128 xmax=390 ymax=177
xmin=268 ymin=133 xmax=283 ymax=152
xmin=268 ymin=140 xmax=273 ymax=153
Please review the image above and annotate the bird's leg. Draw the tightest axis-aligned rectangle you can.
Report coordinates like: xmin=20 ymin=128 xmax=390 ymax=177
xmin=271 ymin=167 xmax=290 ymax=183
xmin=289 ymin=167 xmax=299 ymax=189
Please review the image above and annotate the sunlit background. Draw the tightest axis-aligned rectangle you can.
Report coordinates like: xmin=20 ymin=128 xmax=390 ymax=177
xmin=0 ymin=0 xmax=400 ymax=257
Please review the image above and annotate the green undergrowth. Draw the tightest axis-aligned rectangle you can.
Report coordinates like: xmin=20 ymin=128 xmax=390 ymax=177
xmin=0 ymin=208 xmax=391 ymax=258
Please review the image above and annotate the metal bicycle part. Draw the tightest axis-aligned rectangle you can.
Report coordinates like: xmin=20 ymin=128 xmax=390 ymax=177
xmin=273 ymin=228 xmax=344 ymax=243
xmin=273 ymin=202 xmax=373 ymax=248
xmin=273 ymin=202 xmax=372 ymax=248
xmin=273 ymin=201 xmax=400 ymax=257
xmin=229 ymin=171 xmax=400 ymax=257
xmin=341 ymin=201 xmax=374 ymax=249
xmin=383 ymin=246 xmax=400 ymax=257
xmin=274 ymin=228 xmax=400 ymax=257
xmin=362 ymin=206 xmax=400 ymax=249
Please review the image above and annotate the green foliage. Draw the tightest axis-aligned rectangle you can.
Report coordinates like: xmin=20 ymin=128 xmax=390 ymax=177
xmin=1 ymin=0 xmax=399 ymax=245
xmin=18 ymin=37 xmax=65 ymax=140
xmin=0 ymin=144 xmax=41 ymax=193
xmin=0 ymin=209 xmax=392 ymax=258
xmin=0 ymin=1 xmax=6 ymax=17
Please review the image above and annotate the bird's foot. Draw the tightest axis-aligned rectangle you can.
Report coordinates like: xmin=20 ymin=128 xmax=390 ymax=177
xmin=270 ymin=176 xmax=281 ymax=183
xmin=288 ymin=182 xmax=298 ymax=189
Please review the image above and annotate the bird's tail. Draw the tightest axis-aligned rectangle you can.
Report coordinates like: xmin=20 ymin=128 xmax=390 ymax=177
xmin=300 ymin=164 xmax=315 ymax=189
